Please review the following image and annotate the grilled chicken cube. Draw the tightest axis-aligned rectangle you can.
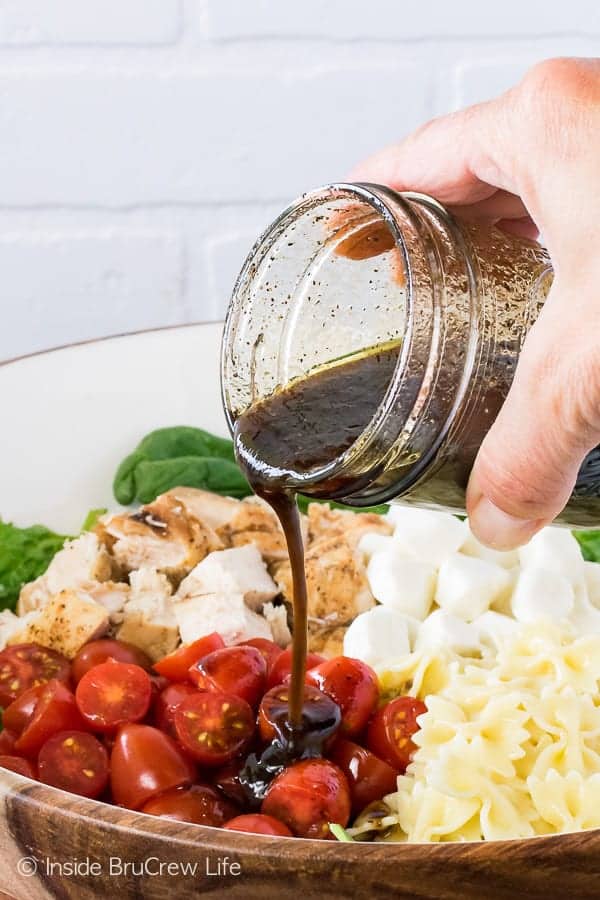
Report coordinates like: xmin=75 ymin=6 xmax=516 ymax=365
xmin=173 ymin=591 xmax=273 ymax=646
xmin=84 ymin=582 xmax=130 ymax=624
xmin=308 ymin=623 xmax=347 ymax=658
xmin=177 ymin=545 xmax=278 ymax=612
xmin=262 ymin=601 xmax=292 ymax=647
xmin=116 ymin=568 xmax=178 ymax=662
xmin=10 ymin=589 xmax=110 ymax=659
xmin=307 ymin=503 xmax=392 ymax=549
xmin=0 ymin=610 xmax=34 ymax=652
xmin=274 ymin=533 xmax=375 ymax=629
xmin=100 ymin=494 xmax=223 ymax=581
xmin=216 ymin=496 xmax=289 ymax=564
xmin=163 ymin=487 xmax=241 ymax=531
xmin=18 ymin=532 xmax=113 ymax=615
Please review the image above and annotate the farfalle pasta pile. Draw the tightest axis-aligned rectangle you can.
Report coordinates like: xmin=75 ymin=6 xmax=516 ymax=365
xmin=352 ymin=623 xmax=600 ymax=842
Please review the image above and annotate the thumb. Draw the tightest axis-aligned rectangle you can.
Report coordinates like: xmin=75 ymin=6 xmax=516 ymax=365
xmin=466 ymin=283 xmax=600 ymax=550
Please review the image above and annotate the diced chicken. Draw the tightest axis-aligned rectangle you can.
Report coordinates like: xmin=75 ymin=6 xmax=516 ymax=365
xmin=308 ymin=623 xmax=347 ymax=658
xmin=163 ymin=487 xmax=241 ymax=531
xmin=177 ymin=545 xmax=278 ymax=612
xmin=10 ymin=590 xmax=110 ymax=659
xmin=343 ymin=606 xmax=411 ymax=668
xmin=173 ymin=591 xmax=273 ymax=646
xmin=511 ymin=567 xmax=574 ymax=624
xmin=262 ymin=601 xmax=292 ymax=647
xmin=84 ymin=582 xmax=130 ymax=624
xmin=216 ymin=497 xmax=289 ymax=564
xmin=415 ymin=610 xmax=482 ymax=657
xmin=367 ymin=550 xmax=437 ymax=621
xmin=117 ymin=568 xmax=178 ymax=662
xmin=274 ymin=533 xmax=375 ymax=630
xmin=100 ymin=494 xmax=223 ymax=581
xmin=307 ymin=503 xmax=392 ymax=550
xmin=435 ymin=553 xmax=511 ymax=622
xmin=386 ymin=505 xmax=467 ymax=566
xmin=18 ymin=532 xmax=113 ymax=615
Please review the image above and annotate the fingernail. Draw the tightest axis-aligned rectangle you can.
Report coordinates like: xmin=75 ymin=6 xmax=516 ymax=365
xmin=469 ymin=495 xmax=541 ymax=550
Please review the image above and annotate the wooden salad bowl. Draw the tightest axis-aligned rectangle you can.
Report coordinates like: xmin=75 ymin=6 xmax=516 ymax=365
xmin=1 ymin=768 xmax=600 ymax=899
xmin=2 ymin=325 xmax=600 ymax=898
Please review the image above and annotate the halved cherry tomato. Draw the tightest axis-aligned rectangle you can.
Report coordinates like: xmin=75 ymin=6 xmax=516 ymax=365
xmin=306 ymin=656 xmax=379 ymax=737
xmin=72 ymin=639 xmax=152 ymax=684
xmin=154 ymin=633 xmax=225 ymax=681
xmin=0 ymin=730 xmax=17 ymax=754
xmin=173 ymin=691 xmax=254 ymax=767
xmin=110 ymin=724 xmax=195 ymax=810
xmin=225 ymin=814 xmax=293 ymax=836
xmin=189 ymin=646 xmax=266 ymax=708
xmin=153 ymin=682 xmax=198 ymax=739
xmin=0 ymin=643 xmax=71 ymax=707
xmin=238 ymin=638 xmax=283 ymax=676
xmin=366 ymin=696 xmax=427 ymax=772
xmin=0 ymin=755 xmax=37 ymax=779
xmin=15 ymin=680 xmax=86 ymax=758
xmin=211 ymin=758 xmax=249 ymax=807
xmin=38 ymin=730 xmax=109 ymax=799
xmin=266 ymin=648 xmax=325 ymax=690
xmin=258 ymin=683 xmax=341 ymax=745
xmin=262 ymin=759 xmax=351 ymax=839
xmin=3 ymin=683 xmax=45 ymax=736
xmin=329 ymin=738 xmax=398 ymax=816
xmin=141 ymin=784 xmax=238 ymax=826
xmin=75 ymin=660 xmax=152 ymax=732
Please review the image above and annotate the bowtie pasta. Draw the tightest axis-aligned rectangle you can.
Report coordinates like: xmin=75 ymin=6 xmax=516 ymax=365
xmin=352 ymin=623 xmax=600 ymax=842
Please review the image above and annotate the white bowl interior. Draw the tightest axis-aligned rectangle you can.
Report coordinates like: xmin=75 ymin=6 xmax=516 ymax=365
xmin=0 ymin=323 xmax=227 ymax=532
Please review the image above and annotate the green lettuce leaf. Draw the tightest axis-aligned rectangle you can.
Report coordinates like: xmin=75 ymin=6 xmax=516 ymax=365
xmin=0 ymin=520 xmax=69 ymax=611
xmin=573 ymin=530 xmax=600 ymax=563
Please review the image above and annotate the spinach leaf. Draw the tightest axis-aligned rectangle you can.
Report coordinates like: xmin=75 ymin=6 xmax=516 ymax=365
xmin=113 ymin=426 xmax=242 ymax=505
xmin=573 ymin=530 xmax=600 ymax=563
xmin=0 ymin=520 xmax=69 ymax=611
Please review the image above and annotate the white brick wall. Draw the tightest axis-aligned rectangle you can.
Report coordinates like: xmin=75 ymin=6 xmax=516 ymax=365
xmin=0 ymin=0 xmax=598 ymax=360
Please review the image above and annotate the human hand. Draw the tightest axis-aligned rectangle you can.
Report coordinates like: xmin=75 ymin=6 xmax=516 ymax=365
xmin=351 ymin=58 xmax=600 ymax=549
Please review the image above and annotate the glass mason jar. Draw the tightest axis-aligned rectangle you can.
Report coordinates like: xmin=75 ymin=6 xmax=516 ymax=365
xmin=221 ymin=182 xmax=600 ymax=527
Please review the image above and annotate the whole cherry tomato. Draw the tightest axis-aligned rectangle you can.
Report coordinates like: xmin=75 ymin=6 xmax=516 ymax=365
xmin=237 ymin=638 xmax=283 ymax=677
xmin=329 ymin=738 xmax=398 ymax=815
xmin=72 ymin=639 xmax=152 ymax=684
xmin=141 ymin=784 xmax=238 ymax=826
xmin=0 ymin=730 xmax=17 ymax=754
xmin=224 ymin=814 xmax=293 ymax=836
xmin=153 ymin=682 xmax=198 ymax=739
xmin=76 ymin=660 xmax=152 ymax=732
xmin=3 ymin=683 xmax=45 ymax=736
xmin=307 ymin=656 xmax=379 ymax=737
xmin=154 ymin=633 xmax=225 ymax=681
xmin=15 ymin=680 xmax=86 ymax=758
xmin=262 ymin=759 xmax=351 ymax=839
xmin=173 ymin=691 xmax=254 ymax=767
xmin=366 ymin=696 xmax=427 ymax=772
xmin=258 ymin=683 xmax=341 ymax=745
xmin=0 ymin=755 xmax=37 ymax=779
xmin=0 ymin=643 xmax=71 ymax=707
xmin=38 ymin=730 xmax=109 ymax=799
xmin=110 ymin=724 xmax=195 ymax=810
xmin=189 ymin=646 xmax=266 ymax=708
xmin=266 ymin=649 xmax=325 ymax=690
